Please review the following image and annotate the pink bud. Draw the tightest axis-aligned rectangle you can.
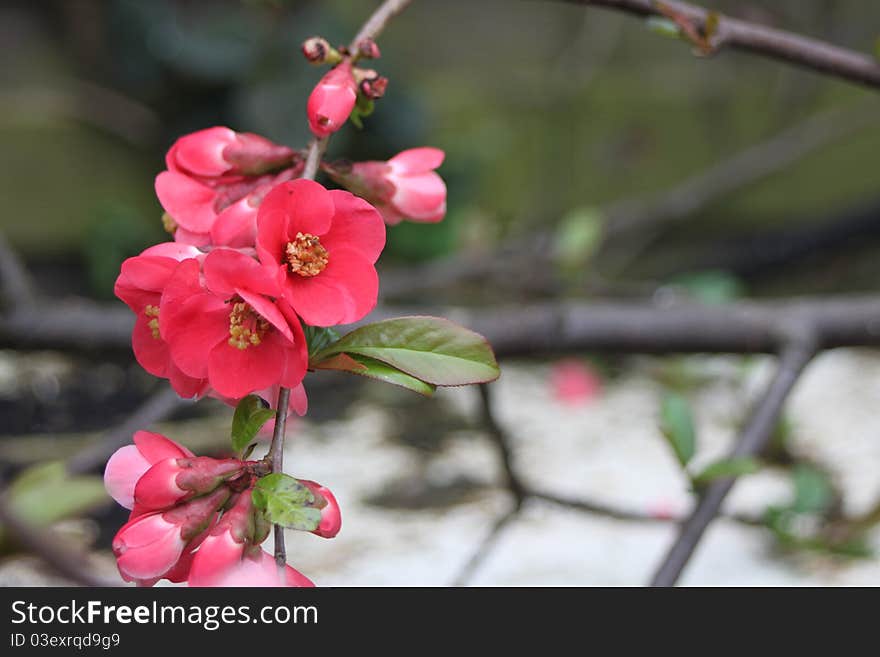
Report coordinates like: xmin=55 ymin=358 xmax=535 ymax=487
xmin=113 ymin=512 xmax=188 ymax=583
xmin=198 ymin=549 xmax=315 ymax=587
xmin=331 ymin=147 xmax=446 ymax=225
xmin=104 ymin=431 xmax=193 ymax=510
xmin=168 ymin=127 xmax=294 ymax=178
xmin=307 ymin=61 xmax=358 ymax=138
xmin=133 ymin=456 xmax=245 ymax=513
xmin=299 ymin=479 xmax=342 ymax=539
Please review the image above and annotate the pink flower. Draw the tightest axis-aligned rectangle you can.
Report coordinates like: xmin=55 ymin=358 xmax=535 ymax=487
xmin=549 ymin=359 xmax=602 ymax=406
xmin=112 ymin=487 xmax=229 ymax=585
xmin=114 ymin=247 xmax=209 ymax=399
xmin=155 ymin=127 xmax=300 ymax=248
xmin=104 ymin=430 xmax=193 ymax=510
xmin=307 ymin=61 xmax=358 ymax=138
xmin=159 ymin=251 xmax=308 ymax=399
xmin=256 ymin=179 xmax=386 ymax=326
xmin=300 ymin=479 xmax=342 ymax=539
xmin=209 ymin=550 xmax=315 ymax=587
xmin=329 ymin=148 xmax=447 ymax=225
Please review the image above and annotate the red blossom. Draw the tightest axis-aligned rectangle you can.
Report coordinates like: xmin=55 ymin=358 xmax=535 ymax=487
xmin=114 ymin=249 xmax=209 ymax=399
xmin=256 ymin=179 xmax=385 ymax=326
xmin=104 ymin=430 xmax=193 ymax=510
xmin=159 ymin=251 xmax=308 ymax=399
xmin=155 ymin=127 xmax=300 ymax=248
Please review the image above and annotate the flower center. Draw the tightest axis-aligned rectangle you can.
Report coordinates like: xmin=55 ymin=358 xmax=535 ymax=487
xmin=145 ymin=305 xmax=161 ymax=339
xmin=227 ymin=300 xmax=269 ymax=350
xmin=286 ymin=232 xmax=328 ymax=277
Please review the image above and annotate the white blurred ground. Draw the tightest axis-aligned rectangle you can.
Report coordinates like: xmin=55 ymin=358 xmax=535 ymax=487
xmin=3 ymin=349 xmax=879 ymax=586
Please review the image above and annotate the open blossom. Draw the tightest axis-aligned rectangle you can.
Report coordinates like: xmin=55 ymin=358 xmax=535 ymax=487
xmin=159 ymin=250 xmax=308 ymax=399
xmin=112 ymin=487 xmax=229 ymax=585
xmin=256 ymin=179 xmax=385 ymax=326
xmin=307 ymin=60 xmax=358 ymax=138
xmin=104 ymin=430 xmax=194 ymax=510
xmin=114 ymin=245 xmax=208 ymax=399
xmin=155 ymin=127 xmax=300 ymax=248
xmin=328 ymin=148 xmax=446 ymax=225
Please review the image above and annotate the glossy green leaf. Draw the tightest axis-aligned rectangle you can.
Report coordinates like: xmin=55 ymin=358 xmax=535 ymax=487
xmin=252 ymin=473 xmax=321 ymax=532
xmin=304 ymin=325 xmax=340 ymax=360
xmin=231 ymin=395 xmax=275 ymax=456
xmin=692 ymin=457 xmax=760 ymax=485
xmin=312 ymin=316 xmax=500 ymax=386
xmin=659 ymin=393 xmax=696 ymax=467
xmin=314 ymin=353 xmax=436 ymax=396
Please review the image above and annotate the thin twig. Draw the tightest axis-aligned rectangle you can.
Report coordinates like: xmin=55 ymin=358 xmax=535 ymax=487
xmin=650 ymin=334 xmax=817 ymax=586
xmin=561 ymin=0 xmax=880 ymax=89
xmin=452 ymin=507 xmax=520 ymax=586
xmin=478 ymin=384 xmax=527 ymax=507
xmin=267 ymin=0 xmax=415 ymax=570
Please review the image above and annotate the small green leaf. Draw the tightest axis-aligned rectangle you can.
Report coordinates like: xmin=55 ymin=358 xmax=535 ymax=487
xmin=315 ymin=353 xmax=436 ymax=396
xmin=692 ymin=457 xmax=760 ymax=485
xmin=659 ymin=393 xmax=696 ymax=467
xmin=792 ymin=464 xmax=833 ymax=514
xmin=252 ymin=473 xmax=322 ymax=532
xmin=231 ymin=395 xmax=275 ymax=456
xmin=303 ymin=324 xmax=340 ymax=360
xmin=554 ymin=207 xmax=604 ymax=272
xmin=312 ymin=316 xmax=500 ymax=386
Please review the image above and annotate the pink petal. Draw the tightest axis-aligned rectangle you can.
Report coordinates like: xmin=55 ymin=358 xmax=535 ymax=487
xmin=322 ymin=190 xmax=386 ymax=264
xmin=114 ymin=514 xmax=186 ymax=581
xmin=133 ymin=430 xmax=193 ymax=461
xmin=389 ymin=171 xmax=447 ymax=221
xmin=210 ymin=198 xmax=258 ymax=247
xmin=133 ymin=459 xmax=187 ymax=511
xmin=141 ymin=242 xmax=204 ymax=261
xmin=203 ymin=249 xmax=281 ymax=299
xmin=288 ymin=246 xmax=378 ymax=325
xmin=236 ymin=288 xmax=293 ymax=343
xmin=163 ymin=292 xmax=229 ymax=379
xmin=388 ymin=147 xmax=445 ymax=173
xmin=119 ymin=256 xmax=178 ymax=293
xmin=155 ymin=171 xmax=218 ymax=233
xmin=104 ymin=445 xmax=152 ymax=509
xmin=207 ymin=335 xmax=286 ymax=399
xmin=131 ymin=314 xmax=170 ymax=378
xmin=173 ymin=127 xmax=236 ymax=177
xmin=187 ymin=531 xmax=245 ymax=587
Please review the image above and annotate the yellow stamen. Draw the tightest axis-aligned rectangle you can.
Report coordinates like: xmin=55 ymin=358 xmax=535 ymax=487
xmin=227 ymin=301 xmax=269 ymax=350
xmin=145 ymin=305 xmax=161 ymax=339
xmin=286 ymin=232 xmax=329 ymax=277
xmin=161 ymin=212 xmax=178 ymax=235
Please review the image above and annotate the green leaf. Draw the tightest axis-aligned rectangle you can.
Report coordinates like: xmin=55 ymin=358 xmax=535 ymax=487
xmin=692 ymin=457 xmax=760 ymax=485
xmin=659 ymin=393 xmax=696 ymax=467
xmin=303 ymin=324 xmax=340 ymax=360
xmin=311 ymin=316 xmax=500 ymax=386
xmin=554 ymin=207 xmax=604 ymax=272
xmin=0 ymin=462 xmax=107 ymax=547
xmin=251 ymin=473 xmax=322 ymax=532
xmin=314 ymin=353 xmax=436 ymax=396
xmin=230 ymin=395 xmax=275 ymax=456
xmin=792 ymin=464 xmax=833 ymax=514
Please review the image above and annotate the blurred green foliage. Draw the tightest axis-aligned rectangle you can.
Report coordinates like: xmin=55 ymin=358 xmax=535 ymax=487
xmin=2 ymin=0 xmax=880 ymax=298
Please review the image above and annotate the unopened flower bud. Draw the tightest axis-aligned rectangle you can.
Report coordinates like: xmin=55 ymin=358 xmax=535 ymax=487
xmin=299 ymin=479 xmax=342 ymax=539
xmin=307 ymin=61 xmax=358 ymax=138
xmin=356 ymin=38 xmax=381 ymax=60
xmin=301 ymin=36 xmax=341 ymax=65
xmin=360 ymin=75 xmax=388 ymax=100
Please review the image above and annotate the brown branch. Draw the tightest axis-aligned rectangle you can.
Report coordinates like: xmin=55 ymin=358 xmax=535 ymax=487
xmin=650 ymin=334 xmax=817 ymax=586
xmin=268 ymin=0 xmax=414 ymax=571
xmin=452 ymin=507 xmax=520 ymax=586
xmin=561 ymin=0 xmax=880 ymax=89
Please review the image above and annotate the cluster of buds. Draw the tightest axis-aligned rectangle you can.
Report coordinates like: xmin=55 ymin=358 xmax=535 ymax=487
xmin=105 ymin=431 xmax=340 ymax=587
xmin=304 ymin=36 xmax=389 ymax=138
